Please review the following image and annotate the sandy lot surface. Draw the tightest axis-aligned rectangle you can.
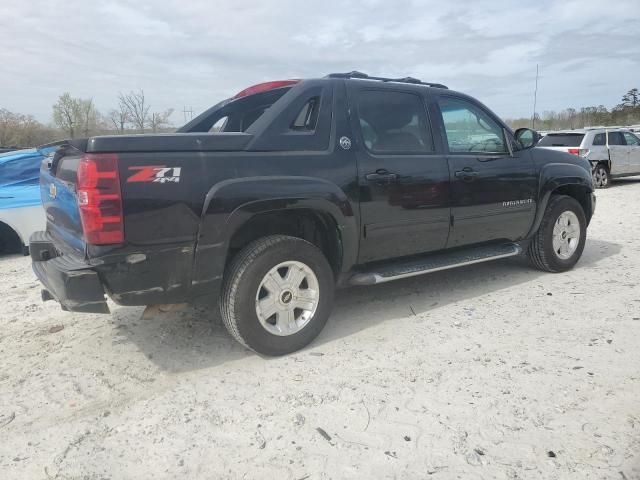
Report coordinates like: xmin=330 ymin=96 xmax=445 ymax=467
xmin=1 ymin=180 xmax=639 ymax=480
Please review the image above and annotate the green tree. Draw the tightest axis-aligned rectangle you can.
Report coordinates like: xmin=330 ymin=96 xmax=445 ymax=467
xmin=620 ymin=88 xmax=640 ymax=108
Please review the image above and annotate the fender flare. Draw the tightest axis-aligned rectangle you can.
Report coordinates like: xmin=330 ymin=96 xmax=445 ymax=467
xmin=527 ymin=163 xmax=594 ymax=237
xmin=195 ymin=176 xmax=358 ymax=274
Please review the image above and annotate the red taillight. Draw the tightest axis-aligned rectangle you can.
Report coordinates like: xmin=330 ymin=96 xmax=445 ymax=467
xmin=567 ymin=148 xmax=580 ymax=155
xmin=77 ymin=153 xmax=124 ymax=245
xmin=233 ymin=80 xmax=299 ymax=99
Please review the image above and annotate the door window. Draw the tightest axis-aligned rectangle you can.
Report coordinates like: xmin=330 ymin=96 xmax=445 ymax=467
xmin=356 ymin=90 xmax=434 ymax=153
xmin=623 ymin=132 xmax=640 ymax=146
xmin=439 ymin=97 xmax=507 ymax=154
xmin=608 ymin=132 xmax=625 ymax=145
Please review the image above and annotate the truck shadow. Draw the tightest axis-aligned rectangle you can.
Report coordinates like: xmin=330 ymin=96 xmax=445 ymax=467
xmin=113 ymin=238 xmax=621 ymax=372
xmin=608 ymin=177 xmax=640 ymax=188
xmin=318 ymin=238 xmax=620 ymax=348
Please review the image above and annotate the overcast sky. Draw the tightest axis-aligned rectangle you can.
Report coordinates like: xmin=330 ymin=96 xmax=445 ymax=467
xmin=1 ymin=0 xmax=639 ymax=125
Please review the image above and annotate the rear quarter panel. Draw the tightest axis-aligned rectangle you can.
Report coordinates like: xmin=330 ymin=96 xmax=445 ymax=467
xmin=88 ymin=79 xmax=361 ymax=305
xmin=110 ymin=148 xmax=359 ymax=304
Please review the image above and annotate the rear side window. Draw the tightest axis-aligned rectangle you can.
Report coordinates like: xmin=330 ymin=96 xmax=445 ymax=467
xmin=291 ymin=97 xmax=320 ymax=131
xmin=181 ymin=87 xmax=293 ymax=133
xmin=538 ymin=134 xmax=585 ymax=147
xmin=209 ymin=116 xmax=228 ymax=132
xmin=357 ymin=90 xmax=433 ymax=153
xmin=592 ymin=133 xmax=605 ymax=146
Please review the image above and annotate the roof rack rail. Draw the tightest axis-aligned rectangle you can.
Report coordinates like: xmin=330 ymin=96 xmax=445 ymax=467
xmin=326 ymin=71 xmax=448 ymax=89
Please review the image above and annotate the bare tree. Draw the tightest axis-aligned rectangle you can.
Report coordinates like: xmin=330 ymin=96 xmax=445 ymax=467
xmin=79 ymin=99 xmax=99 ymax=137
xmin=52 ymin=92 xmax=81 ymax=138
xmin=108 ymin=98 xmax=130 ymax=134
xmin=0 ymin=108 xmax=17 ymax=145
xmin=149 ymin=108 xmax=174 ymax=133
xmin=565 ymin=108 xmax=577 ymax=129
xmin=119 ymin=89 xmax=150 ymax=133
xmin=0 ymin=108 xmax=60 ymax=146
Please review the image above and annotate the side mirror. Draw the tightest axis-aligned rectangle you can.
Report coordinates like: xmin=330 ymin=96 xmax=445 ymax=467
xmin=515 ymin=128 xmax=541 ymax=149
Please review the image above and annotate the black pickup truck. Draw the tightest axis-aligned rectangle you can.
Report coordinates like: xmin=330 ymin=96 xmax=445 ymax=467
xmin=31 ymin=72 xmax=595 ymax=355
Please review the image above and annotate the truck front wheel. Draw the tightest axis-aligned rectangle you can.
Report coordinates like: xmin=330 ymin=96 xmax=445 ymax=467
xmin=220 ymin=235 xmax=335 ymax=356
xmin=527 ymin=195 xmax=587 ymax=273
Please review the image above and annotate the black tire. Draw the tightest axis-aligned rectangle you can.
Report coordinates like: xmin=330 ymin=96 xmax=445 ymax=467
xmin=220 ymin=235 xmax=335 ymax=356
xmin=593 ymin=164 xmax=610 ymax=189
xmin=527 ymin=195 xmax=587 ymax=273
xmin=0 ymin=223 xmax=21 ymax=255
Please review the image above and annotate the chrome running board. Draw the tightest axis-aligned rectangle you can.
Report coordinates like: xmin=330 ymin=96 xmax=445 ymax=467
xmin=349 ymin=243 xmax=522 ymax=286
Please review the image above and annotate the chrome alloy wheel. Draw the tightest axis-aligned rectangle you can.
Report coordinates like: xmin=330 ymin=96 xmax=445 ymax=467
xmin=552 ymin=211 xmax=581 ymax=260
xmin=255 ymin=261 xmax=320 ymax=336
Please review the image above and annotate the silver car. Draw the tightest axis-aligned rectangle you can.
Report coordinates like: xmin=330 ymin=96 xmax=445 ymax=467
xmin=537 ymin=128 xmax=640 ymax=188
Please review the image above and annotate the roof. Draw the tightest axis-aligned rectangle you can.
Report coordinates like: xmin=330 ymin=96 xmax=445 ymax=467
xmin=326 ymin=71 xmax=448 ymax=89
xmin=544 ymin=130 xmax=589 ymax=135
xmin=545 ymin=127 xmax=633 ymax=135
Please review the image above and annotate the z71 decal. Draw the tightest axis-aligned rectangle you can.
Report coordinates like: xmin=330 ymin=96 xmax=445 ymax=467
xmin=127 ymin=166 xmax=182 ymax=183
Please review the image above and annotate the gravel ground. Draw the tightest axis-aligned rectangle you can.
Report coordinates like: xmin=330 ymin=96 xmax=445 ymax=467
xmin=1 ymin=179 xmax=639 ymax=480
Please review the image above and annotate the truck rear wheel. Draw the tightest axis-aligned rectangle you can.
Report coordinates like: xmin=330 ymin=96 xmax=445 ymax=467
xmin=527 ymin=195 xmax=586 ymax=273
xmin=220 ymin=235 xmax=334 ymax=356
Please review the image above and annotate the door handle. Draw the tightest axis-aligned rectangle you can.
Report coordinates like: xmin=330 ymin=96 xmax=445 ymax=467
xmin=365 ymin=169 xmax=398 ymax=182
xmin=455 ymin=168 xmax=479 ymax=181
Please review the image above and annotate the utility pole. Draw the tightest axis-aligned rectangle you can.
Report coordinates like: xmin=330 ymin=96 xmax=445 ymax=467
xmin=532 ymin=64 xmax=539 ymax=130
xmin=182 ymin=106 xmax=194 ymax=123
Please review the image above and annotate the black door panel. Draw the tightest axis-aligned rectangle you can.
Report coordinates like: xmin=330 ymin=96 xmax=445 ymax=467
xmin=447 ymin=153 xmax=537 ymax=247
xmin=433 ymin=95 xmax=538 ymax=247
xmin=348 ymin=85 xmax=451 ymax=263
xmin=358 ymin=157 xmax=451 ymax=262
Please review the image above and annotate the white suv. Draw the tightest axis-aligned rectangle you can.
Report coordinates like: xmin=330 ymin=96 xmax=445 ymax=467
xmin=537 ymin=128 xmax=640 ymax=188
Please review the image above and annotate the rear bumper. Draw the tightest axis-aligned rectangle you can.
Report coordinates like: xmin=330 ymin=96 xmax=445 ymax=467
xmin=30 ymin=231 xmax=109 ymax=314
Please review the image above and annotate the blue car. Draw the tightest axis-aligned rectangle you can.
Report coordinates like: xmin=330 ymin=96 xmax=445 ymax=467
xmin=0 ymin=144 xmax=59 ymax=253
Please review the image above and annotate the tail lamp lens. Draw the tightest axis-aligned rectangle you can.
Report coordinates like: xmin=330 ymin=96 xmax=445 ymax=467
xmin=76 ymin=154 xmax=124 ymax=245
